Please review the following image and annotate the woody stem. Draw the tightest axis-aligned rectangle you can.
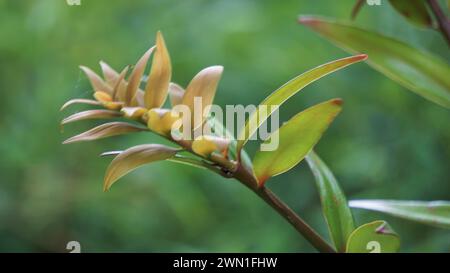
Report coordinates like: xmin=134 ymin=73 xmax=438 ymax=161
xmin=233 ymin=163 xmax=336 ymax=253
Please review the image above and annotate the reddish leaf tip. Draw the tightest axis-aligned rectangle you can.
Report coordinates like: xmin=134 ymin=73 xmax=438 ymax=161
xmin=332 ymin=98 xmax=344 ymax=106
xmin=257 ymin=175 xmax=269 ymax=187
xmin=354 ymin=54 xmax=368 ymax=61
xmin=297 ymin=15 xmax=321 ymax=26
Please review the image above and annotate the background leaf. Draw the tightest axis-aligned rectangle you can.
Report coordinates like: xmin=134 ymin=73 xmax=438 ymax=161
xmin=351 ymin=0 xmax=365 ymax=20
xmin=388 ymin=0 xmax=433 ymax=27
xmin=252 ymin=99 xmax=342 ymax=185
xmin=346 ymin=220 xmax=400 ymax=253
xmin=104 ymin=144 xmax=179 ymax=191
xmin=306 ymin=151 xmax=355 ymax=252
xmin=350 ymin=200 xmax=450 ymax=229
xmin=299 ymin=16 xmax=450 ymax=108
xmin=236 ymin=54 xmax=366 ymax=155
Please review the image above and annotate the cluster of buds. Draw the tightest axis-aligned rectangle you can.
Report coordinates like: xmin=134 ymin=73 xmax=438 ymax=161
xmin=61 ymin=32 xmax=240 ymax=190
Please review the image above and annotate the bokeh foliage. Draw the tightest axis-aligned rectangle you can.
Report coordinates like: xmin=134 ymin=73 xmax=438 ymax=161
xmin=0 ymin=0 xmax=449 ymax=252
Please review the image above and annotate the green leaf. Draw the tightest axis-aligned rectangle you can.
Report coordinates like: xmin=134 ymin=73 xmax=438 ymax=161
xmin=252 ymin=99 xmax=342 ymax=185
xmin=104 ymin=144 xmax=179 ymax=191
xmin=388 ymin=0 xmax=433 ymax=27
xmin=236 ymin=54 xmax=367 ymax=156
xmin=306 ymin=151 xmax=355 ymax=252
xmin=62 ymin=122 xmax=146 ymax=144
xmin=346 ymin=220 xmax=400 ymax=253
xmin=299 ymin=16 xmax=450 ymax=108
xmin=349 ymin=200 xmax=450 ymax=229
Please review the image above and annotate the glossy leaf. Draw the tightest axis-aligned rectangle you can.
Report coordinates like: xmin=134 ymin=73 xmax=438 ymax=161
xmin=79 ymin=66 xmax=112 ymax=94
xmin=349 ymin=200 xmax=450 ymax=229
xmin=63 ymin=122 xmax=146 ymax=144
xmin=145 ymin=31 xmax=172 ymax=109
xmin=236 ymin=54 xmax=366 ymax=155
xmin=299 ymin=16 xmax=450 ymax=108
xmin=306 ymin=151 xmax=355 ymax=252
xmin=181 ymin=66 xmax=223 ymax=129
xmin=104 ymin=144 xmax=179 ymax=191
xmin=126 ymin=47 xmax=155 ymax=106
xmin=388 ymin=0 xmax=433 ymax=27
xmin=61 ymin=109 xmax=121 ymax=125
xmin=60 ymin=99 xmax=101 ymax=111
xmin=252 ymin=99 xmax=342 ymax=185
xmin=346 ymin=220 xmax=400 ymax=253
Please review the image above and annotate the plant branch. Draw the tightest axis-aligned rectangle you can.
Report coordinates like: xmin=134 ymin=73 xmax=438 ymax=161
xmin=233 ymin=164 xmax=336 ymax=253
xmin=427 ymin=0 xmax=450 ymax=46
xmin=255 ymin=187 xmax=336 ymax=253
xmin=138 ymin=117 xmax=334 ymax=252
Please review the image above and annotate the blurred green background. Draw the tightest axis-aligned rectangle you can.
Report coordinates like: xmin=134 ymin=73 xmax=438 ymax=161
xmin=0 ymin=0 xmax=449 ymax=252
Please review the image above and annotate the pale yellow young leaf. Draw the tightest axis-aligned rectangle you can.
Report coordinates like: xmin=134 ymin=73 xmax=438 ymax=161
xmin=63 ymin=122 xmax=146 ymax=144
xmin=181 ymin=66 xmax=223 ymax=129
xmin=61 ymin=109 xmax=122 ymax=125
xmin=60 ymin=99 xmax=101 ymax=111
xmin=104 ymin=144 xmax=179 ymax=191
xmin=145 ymin=31 xmax=172 ymax=109
xmin=125 ymin=47 xmax=155 ymax=106
xmin=80 ymin=66 xmax=112 ymax=94
xmin=112 ymin=66 xmax=129 ymax=100
xmin=192 ymin=135 xmax=230 ymax=157
xmin=168 ymin=83 xmax=185 ymax=106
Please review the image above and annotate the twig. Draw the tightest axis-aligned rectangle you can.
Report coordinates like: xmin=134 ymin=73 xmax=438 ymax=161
xmin=233 ymin=164 xmax=336 ymax=253
xmin=427 ymin=0 xmax=450 ymax=46
xmin=351 ymin=0 xmax=365 ymax=20
xmin=138 ymin=117 xmax=335 ymax=252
